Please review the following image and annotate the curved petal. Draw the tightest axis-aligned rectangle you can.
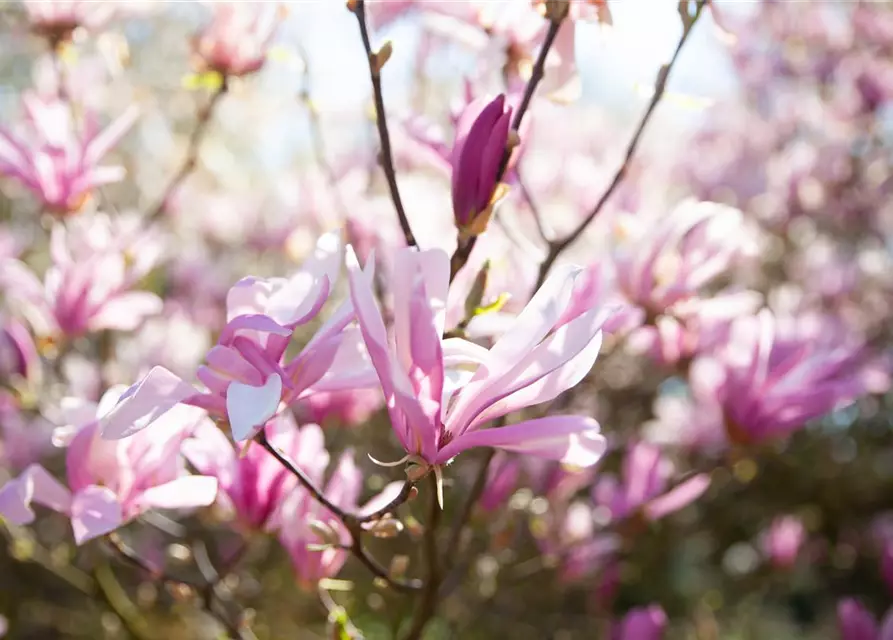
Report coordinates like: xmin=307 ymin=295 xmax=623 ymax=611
xmin=0 ymin=464 xmax=72 ymax=525
xmin=70 ymin=485 xmax=122 ymax=544
xmin=100 ymin=366 xmax=196 ymax=440
xmin=226 ymin=374 xmax=282 ymax=442
xmin=135 ymin=476 xmax=219 ymax=512
xmin=643 ymin=473 xmax=711 ymax=521
xmin=436 ymin=416 xmax=606 ymax=467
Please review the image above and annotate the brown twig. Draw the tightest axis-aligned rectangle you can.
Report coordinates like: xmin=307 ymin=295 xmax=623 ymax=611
xmin=402 ymin=474 xmax=443 ymax=640
xmin=448 ymin=14 xmax=565 ymax=283
xmin=533 ymin=1 xmax=706 ymax=291
xmin=443 ymin=449 xmax=496 ymax=565
xmin=146 ymin=80 xmax=229 ymax=223
xmin=257 ymin=430 xmax=422 ymax=592
xmin=350 ymin=0 xmax=417 ymax=248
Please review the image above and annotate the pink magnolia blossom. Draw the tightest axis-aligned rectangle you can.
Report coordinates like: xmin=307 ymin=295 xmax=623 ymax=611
xmin=613 ymin=200 xmax=749 ymax=317
xmin=0 ymin=93 xmax=138 ymax=215
xmin=347 ymin=245 xmax=609 ymax=477
xmin=192 ymin=2 xmax=282 ymax=77
xmin=882 ymin=542 xmax=893 ymax=598
xmin=0 ymin=214 xmax=162 ymax=338
xmin=593 ymin=441 xmax=710 ymax=524
xmin=99 ymin=233 xmax=373 ymax=443
xmin=182 ymin=413 xmax=308 ymax=532
xmin=691 ymin=310 xmax=881 ymax=446
xmin=478 ymin=452 xmax=521 ymax=513
xmin=760 ymin=515 xmax=806 ymax=570
xmin=838 ymin=599 xmax=893 ymax=640
xmin=0 ymin=391 xmax=53 ymax=471
xmin=611 ymin=605 xmax=668 ymax=640
xmin=0 ymin=387 xmax=217 ymax=544
xmin=23 ymin=0 xmax=117 ymax=42
xmin=0 ymin=315 xmax=40 ymax=386
xmin=296 ymin=387 xmax=383 ymax=428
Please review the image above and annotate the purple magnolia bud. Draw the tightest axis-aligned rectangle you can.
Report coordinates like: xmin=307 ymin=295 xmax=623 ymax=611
xmin=612 ymin=605 xmax=668 ymax=640
xmin=837 ymin=599 xmax=878 ymax=640
xmin=0 ymin=316 xmax=39 ymax=384
xmin=451 ymin=95 xmax=513 ymax=237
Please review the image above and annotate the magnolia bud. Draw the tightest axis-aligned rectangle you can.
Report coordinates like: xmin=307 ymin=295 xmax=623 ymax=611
xmin=309 ymin=519 xmax=342 ymax=546
xmin=371 ymin=41 xmax=393 ymax=76
xmin=451 ymin=95 xmax=512 ymax=238
xmin=367 ymin=517 xmax=404 ymax=539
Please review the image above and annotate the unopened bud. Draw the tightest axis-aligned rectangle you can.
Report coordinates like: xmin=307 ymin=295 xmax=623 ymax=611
xmin=346 ymin=0 xmax=358 ymax=12
xmin=405 ymin=463 xmax=430 ymax=483
xmin=371 ymin=41 xmax=393 ymax=76
xmin=367 ymin=517 xmax=404 ymax=539
xmin=407 ymin=486 xmax=419 ymax=502
xmin=544 ymin=0 xmax=571 ymax=21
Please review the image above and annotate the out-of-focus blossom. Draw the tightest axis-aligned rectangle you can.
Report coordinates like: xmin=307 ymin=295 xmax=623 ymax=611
xmin=837 ymin=599 xmax=893 ymax=640
xmin=478 ymin=452 xmax=521 ymax=512
xmin=0 ymin=387 xmax=217 ymax=544
xmin=277 ymin=444 xmax=402 ymax=589
xmin=0 ymin=315 xmax=40 ymax=387
xmin=593 ymin=441 xmax=710 ymax=524
xmin=182 ymin=414 xmax=307 ymax=532
xmin=613 ymin=200 xmax=750 ymax=317
xmin=611 ymin=605 xmax=668 ymax=640
xmin=0 ymin=214 xmax=162 ymax=339
xmin=881 ymin=542 xmax=893 ymax=598
xmin=0 ymin=392 xmax=53 ymax=470
xmin=691 ymin=310 xmax=884 ymax=446
xmin=100 ymin=233 xmax=371 ymax=443
xmin=0 ymin=93 xmax=138 ymax=215
xmin=347 ymin=246 xmax=609 ymax=477
xmin=24 ymin=0 xmax=117 ymax=43
xmin=451 ymin=95 xmax=512 ymax=237
xmin=760 ymin=515 xmax=806 ymax=570
xmin=533 ymin=498 xmax=618 ymax=582
xmin=192 ymin=2 xmax=282 ymax=77
xmin=296 ymin=388 xmax=383 ymax=428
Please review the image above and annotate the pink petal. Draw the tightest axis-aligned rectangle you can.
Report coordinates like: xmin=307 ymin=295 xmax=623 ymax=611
xmin=89 ymin=291 xmax=163 ymax=332
xmin=643 ymin=473 xmax=711 ymax=521
xmin=308 ymin=327 xmax=379 ymax=392
xmin=0 ymin=464 xmax=72 ymax=524
xmin=436 ymin=416 xmax=605 ymax=467
xmin=226 ymin=373 xmax=282 ymax=442
xmin=135 ymin=476 xmax=219 ymax=512
xmin=70 ymin=485 xmax=122 ymax=544
xmin=83 ymin=104 xmax=139 ymax=166
xmin=392 ymin=248 xmax=450 ymax=371
xmin=358 ymin=481 xmax=405 ymax=518
xmin=100 ymin=366 xmax=196 ymax=440
xmin=218 ymin=314 xmax=291 ymax=346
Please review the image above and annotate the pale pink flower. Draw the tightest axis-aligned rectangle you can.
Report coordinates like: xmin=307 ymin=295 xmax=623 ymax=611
xmin=593 ymin=441 xmax=710 ymax=524
xmin=0 ymin=387 xmax=217 ymax=544
xmin=0 ymin=214 xmax=162 ymax=338
xmin=192 ymin=2 xmax=282 ymax=77
xmin=0 ymin=93 xmax=137 ymax=215
xmin=348 ymin=246 xmax=609 ymax=477
xmin=100 ymin=233 xmax=373 ymax=443
xmin=24 ymin=0 xmax=117 ymax=43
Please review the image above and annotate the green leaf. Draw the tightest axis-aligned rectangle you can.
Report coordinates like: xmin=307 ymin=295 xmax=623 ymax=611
xmin=181 ymin=71 xmax=224 ymax=92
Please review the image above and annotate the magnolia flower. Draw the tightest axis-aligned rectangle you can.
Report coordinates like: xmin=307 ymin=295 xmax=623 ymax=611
xmin=277 ymin=439 xmax=403 ymax=589
xmin=0 ymin=391 xmax=53 ymax=470
xmin=296 ymin=387 xmax=383 ymax=428
xmin=611 ymin=605 xmax=668 ymax=640
xmin=0 ymin=93 xmax=138 ymax=214
xmin=192 ymin=2 xmax=282 ymax=77
xmin=0 ymin=315 xmax=40 ymax=386
xmin=593 ymin=441 xmax=710 ymax=524
xmin=348 ymin=246 xmax=609 ymax=503
xmin=0 ymin=214 xmax=162 ymax=339
xmin=613 ymin=200 xmax=749 ymax=317
xmin=478 ymin=452 xmax=521 ymax=512
xmin=692 ymin=310 xmax=879 ymax=445
xmin=760 ymin=515 xmax=806 ymax=570
xmin=182 ymin=413 xmax=308 ymax=532
xmin=837 ymin=599 xmax=893 ymax=640
xmin=99 ymin=233 xmax=370 ymax=443
xmin=23 ymin=0 xmax=117 ymax=43
xmin=451 ymin=95 xmax=512 ymax=237
xmin=0 ymin=387 xmax=217 ymax=544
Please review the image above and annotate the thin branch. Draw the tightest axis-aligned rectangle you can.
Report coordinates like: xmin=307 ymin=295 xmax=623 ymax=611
xmin=517 ymin=172 xmax=550 ymax=245
xmin=448 ymin=14 xmax=565 ymax=283
xmin=533 ymin=2 xmax=706 ymax=290
xmin=146 ymin=80 xmax=229 ymax=223
xmin=257 ymin=430 xmax=422 ymax=592
xmin=350 ymin=0 xmax=417 ymax=248
xmin=356 ymin=479 xmax=416 ymax=524
xmin=402 ymin=474 xmax=443 ymax=640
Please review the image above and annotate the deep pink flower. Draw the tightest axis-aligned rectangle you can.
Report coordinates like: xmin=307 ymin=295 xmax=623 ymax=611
xmin=0 ymin=93 xmax=137 ymax=214
xmin=0 ymin=214 xmax=162 ymax=338
xmin=183 ymin=413 xmax=309 ymax=532
xmin=760 ymin=515 xmax=806 ymax=570
xmin=0 ymin=387 xmax=217 ymax=544
xmin=478 ymin=453 xmax=521 ymax=513
xmin=192 ymin=2 xmax=282 ymax=77
xmin=348 ymin=246 xmax=609 ymax=479
xmin=451 ymin=95 xmax=512 ymax=236
xmin=611 ymin=605 xmax=668 ymax=640
xmin=593 ymin=441 xmax=710 ymax=523
xmin=0 ymin=315 xmax=40 ymax=386
xmin=837 ymin=599 xmax=893 ymax=640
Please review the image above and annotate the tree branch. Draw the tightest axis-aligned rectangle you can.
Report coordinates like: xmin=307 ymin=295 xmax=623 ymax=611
xmin=402 ymin=473 xmax=443 ymax=640
xmin=350 ymin=0 xmax=417 ymax=248
xmin=146 ymin=80 xmax=228 ymax=223
xmin=533 ymin=2 xmax=706 ymax=290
